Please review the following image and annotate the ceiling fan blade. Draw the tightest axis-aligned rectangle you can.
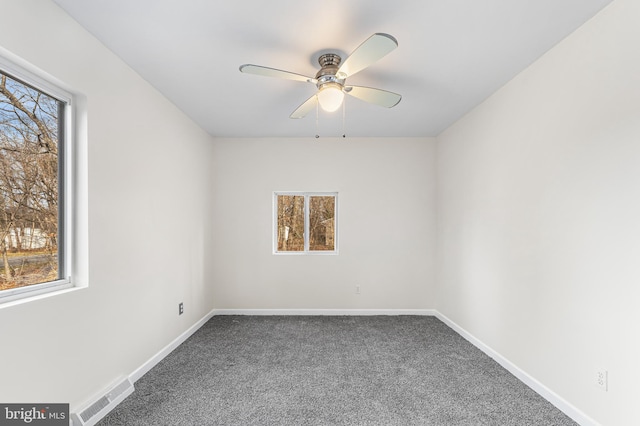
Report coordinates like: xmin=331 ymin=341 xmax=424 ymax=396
xmin=345 ymin=86 xmax=402 ymax=108
xmin=239 ymin=64 xmax=317 ymax=83
xmin=290 ymin=94 xmax=318 ymax=119
xmin=337 ymin=33 xmax=398 ymax=78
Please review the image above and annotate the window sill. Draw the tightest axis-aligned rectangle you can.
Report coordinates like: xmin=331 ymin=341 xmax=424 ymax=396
xmin=0 ymin=281 xmax=84 ymax=310
xmin=273 ymin=251 xmax=339 ymax=255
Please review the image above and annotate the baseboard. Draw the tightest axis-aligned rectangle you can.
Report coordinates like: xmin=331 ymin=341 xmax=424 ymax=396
xmin=71 ymin=308 xmax=216 ymax=425
xmin=434 ymin=311 xmax=599 ymax=426
xmin=128 ymin=308 xmax=216 ymax=383
xmin=75 ymin=307 xmax=597 ymax=426
xmin=212 ymin=308 xmax=437 ymax=316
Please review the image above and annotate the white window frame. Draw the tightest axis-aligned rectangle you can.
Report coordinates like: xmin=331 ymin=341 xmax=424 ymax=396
xmin=0 ymin=54 xmax=75 ymax=305
xmin=273 ymin=192 xmax=338 ymax=255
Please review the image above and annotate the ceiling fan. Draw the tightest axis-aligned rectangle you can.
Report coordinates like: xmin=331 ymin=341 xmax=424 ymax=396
xmin=239 ymin=33 xmax=402 ymax=119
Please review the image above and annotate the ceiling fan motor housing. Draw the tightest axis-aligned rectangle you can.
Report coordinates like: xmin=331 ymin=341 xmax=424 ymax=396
xmin=316 ymin=53 xmax=345 ymax=89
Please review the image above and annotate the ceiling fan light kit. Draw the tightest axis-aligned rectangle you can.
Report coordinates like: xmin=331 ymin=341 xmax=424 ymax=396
xmin=317 ymin=83 xmax=345 ymax=112
xmin=239 ymin=33 xmax=402 ymax=120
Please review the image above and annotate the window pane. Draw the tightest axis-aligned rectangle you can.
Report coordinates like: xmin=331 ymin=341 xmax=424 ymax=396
xmin=0 ymin=71 xmax=61 ymax=291
xmin=277 ymin=195 xmax=305 ymax=251
xmin=309 ymin=196 xmax=335 ymax=251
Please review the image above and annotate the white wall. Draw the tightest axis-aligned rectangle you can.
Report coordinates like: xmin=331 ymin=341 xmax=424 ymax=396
xmin=2 ymin=1 xmax=634 ymax=424
xmin=0 ymin=0 xmax=215 ymax=411
xmin=211 ymin=137 xmax=436 ymax=310
xmin=436 ymin=0 xmax=640 ymax=424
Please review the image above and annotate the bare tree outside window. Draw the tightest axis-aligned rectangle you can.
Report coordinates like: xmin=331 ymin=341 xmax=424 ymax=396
xmin=0 ymin=70 xmax=62 ymax=291
xmin=275 ymin=193 xmax=337 ymax=254
xmin=309 ymin=196 xmax=335 ymax=251
xmin=277 ymin=195 xmax=305 ymax=251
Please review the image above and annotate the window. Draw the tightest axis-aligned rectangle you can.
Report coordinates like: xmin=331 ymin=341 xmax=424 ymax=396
xmin=0 ymin=57 xmax=73 ymax=303
xmin=274 ymin=192 xmax=337 ymax=254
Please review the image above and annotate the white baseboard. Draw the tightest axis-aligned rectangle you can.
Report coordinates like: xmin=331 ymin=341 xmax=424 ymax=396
xmin=77 ymin=308 xmax=597 ymax=426
xmin=71 ymin=309 xmax=216 ymax=426
xmin=434 ymin=311 xmax=599 ymax=426
xmin=212 ymin=308 xmax=437 ymax=316
xmin=129 ymin=308 xmax=216 ymax=383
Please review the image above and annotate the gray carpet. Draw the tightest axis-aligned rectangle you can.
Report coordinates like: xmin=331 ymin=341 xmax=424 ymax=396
xmin=99 ymin=316 xmax=577 ymax=425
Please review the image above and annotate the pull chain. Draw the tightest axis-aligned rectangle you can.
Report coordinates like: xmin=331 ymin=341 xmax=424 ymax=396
xmin=314 ymin=95 xmax=347 ymax=139
xmin=342 ymin=97 xmax=346 ymax=138
xmin=315 ymin=96 xmax=320 ymax=139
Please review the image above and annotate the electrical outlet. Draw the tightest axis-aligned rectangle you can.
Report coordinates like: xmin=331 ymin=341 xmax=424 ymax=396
xmin=596 ymin=369 xmax=608 ymax=391
xmin=178 ymin=302 xmax=184 ymax=316
xmin=355 ymin=285 xmax=361 ymax=295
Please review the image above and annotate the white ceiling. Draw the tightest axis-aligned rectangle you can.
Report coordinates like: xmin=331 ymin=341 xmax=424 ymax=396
xmin=52 ymin=0 xmax=612 ymax=138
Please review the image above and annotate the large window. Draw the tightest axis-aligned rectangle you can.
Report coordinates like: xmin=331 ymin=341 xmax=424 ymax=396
xmin=0 ymin=58 xmax=72 ymax=303
xmin=274 ymin=192 xmax=337 ymax=254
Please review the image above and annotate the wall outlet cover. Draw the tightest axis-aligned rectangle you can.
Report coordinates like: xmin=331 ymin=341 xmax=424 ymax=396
xmin=596 ymin=369 xmax=608 ymax=391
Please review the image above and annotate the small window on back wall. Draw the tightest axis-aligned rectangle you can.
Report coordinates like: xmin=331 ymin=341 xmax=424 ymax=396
xmin=274 ymin=192 xmax=338 ymax=254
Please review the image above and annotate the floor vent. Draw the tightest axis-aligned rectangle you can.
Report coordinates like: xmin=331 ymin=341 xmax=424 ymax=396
xmin=71 ymin=377 xmax=134 ymax=426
